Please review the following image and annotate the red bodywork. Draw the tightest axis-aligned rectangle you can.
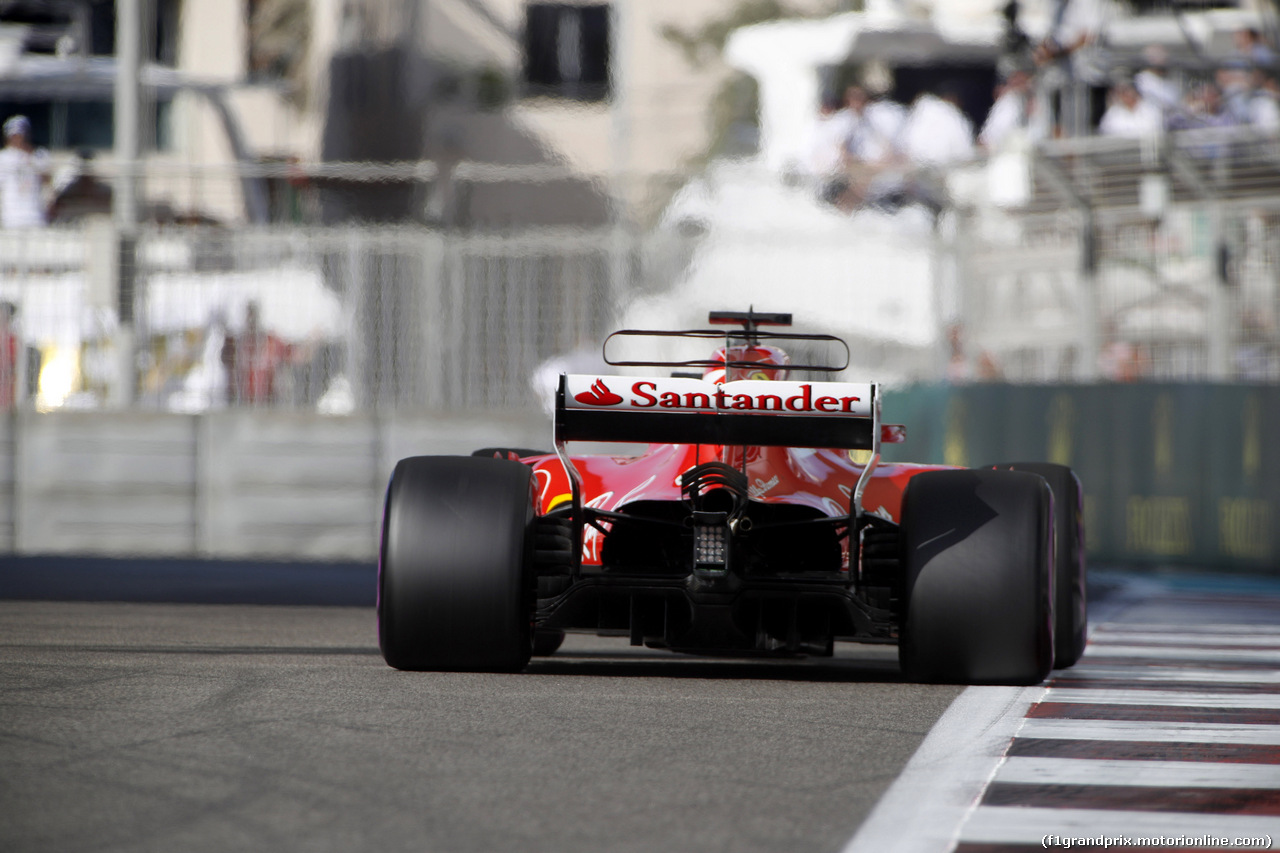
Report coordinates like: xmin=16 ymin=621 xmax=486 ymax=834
xmin=530 ymin=445 xmax=938 ymax=567
xmin=532 ymin=336 xmax=943 ymax=567
xmin=514 ymin=327 xmax=960 ymax=654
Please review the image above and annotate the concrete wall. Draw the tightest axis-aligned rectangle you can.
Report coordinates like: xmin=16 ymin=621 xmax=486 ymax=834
xmin=5 ymin=410 xmax=548 ymax=561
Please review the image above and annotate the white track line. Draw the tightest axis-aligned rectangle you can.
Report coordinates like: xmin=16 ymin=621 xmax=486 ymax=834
xmin=845 ymin=574 xmax=1280 ymax=853
xmin=1043 ymin=688 xmax=1280 ymax=708
xmin=840 ymin=685 xmax=1044 ymax=853
xmin=959 ymin=807 xmax=1280 ymax=844
xmin=995 ymin=756 xmax=1280 ymax=788
xmin=1088 ymin=633 xmax=1280 ymax=647
xmin=1093 ymin=623 xmax=1280 ymax=636
xmin=1061 ymin=666 xmax=1280 ymax=684
xmin=1017 ymin=718 xmax=1280 ymax=744
xmin=1083 ymin=645 xmax=1280 ymax=662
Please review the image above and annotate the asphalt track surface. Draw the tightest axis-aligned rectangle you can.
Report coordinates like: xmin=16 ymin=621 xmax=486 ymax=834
xmin=0 ymin=558 xmax=962 ymax=853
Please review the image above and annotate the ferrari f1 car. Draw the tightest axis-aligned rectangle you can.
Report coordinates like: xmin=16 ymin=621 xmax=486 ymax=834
xmin=377 ymin=311 xmax=1087 ymax=685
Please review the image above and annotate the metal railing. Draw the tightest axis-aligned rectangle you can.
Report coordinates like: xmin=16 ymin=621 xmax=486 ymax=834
xmin=2 ymin=127 xmax=1279 ymax=419
xmin=953 ymin=124 xmax=1280 ymax=383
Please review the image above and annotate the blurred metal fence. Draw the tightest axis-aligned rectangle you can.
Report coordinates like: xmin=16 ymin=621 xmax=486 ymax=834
xmin=954 ymin=125 xmax=1280 ymax=384
xmin=0 ymin=223 xmax=663 ymax=414
xmin=2 ymin=125 xmax=1280 ymax=421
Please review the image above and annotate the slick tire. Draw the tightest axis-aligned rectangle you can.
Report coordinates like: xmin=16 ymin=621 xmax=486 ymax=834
xmin=898 ymin=469 xmax=1054 ymax=685
xmin=378 ymin=456 xmax=534 ymax=672
xmin=991 ymin=462 xmax=1088 ymax=669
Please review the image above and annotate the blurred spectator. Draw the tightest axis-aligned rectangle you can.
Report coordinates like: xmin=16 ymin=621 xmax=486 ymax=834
xmin=48 ymin=150 xmax=112 ymax=224
xmin=1098 ymin=322 xmax=1148 ymax=381
xmin=1098 ymin=80 xmax=1162 ymax=138
xmin=1249 ymin=72 xmax=1280 ymax=131
xmin=801 ymin=92 xmax=857 ymax=208
xmin=945 ymin=325 xmax=970 ymax=383
xmin=842 ymin=84 xmax=906 ymax=165
xmin=979 ymin=68 xmax=1048 ymax=150
xmin=1195 ymin=82 xmax=1238 ymax=128
xmin=1168 ymin=83 xmax=1239 ymax=160
xmin=945 ymin=325 xmax=1002 ymax=383
xmin=1035 ymin=0 xmax=1111 ymax=136
xmin=899 ymin=86 xmax=975 ymax=166
xmin=976 ymin=350 xmax=1004 ymax=381
xmin=850 ymin=87 xmax=973 ymax=217
xmin=221 ymin=302 xmax=300 ymax=406
xmin=1234 ymin=27 xmax=1275 ymax=69
xmin=0 ymin=301 xmax=17 ymax=409
xmin=1134 ymin=45 xmax=1182 ymax=119
xmin=1035 ymin=0 xmax=1108 ymax=68
xmin=1169 ymin=83 xmax=1237 ymax=132
xmin=1216 ymin=66 xmax=1256 ymax=125
xmin=833 ymin=83 xmax=907 ymax=213
xmin=1236 ymin=310 xmax=1275 ymax=381
xmin=856 ymin=87 xmax=973 ymax=217
xmin=0 ymin=115 xmax=50 ymax=229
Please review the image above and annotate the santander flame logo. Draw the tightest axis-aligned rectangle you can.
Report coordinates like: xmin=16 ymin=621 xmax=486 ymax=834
xmin=574 ymin=379 xmax=624 ymax=406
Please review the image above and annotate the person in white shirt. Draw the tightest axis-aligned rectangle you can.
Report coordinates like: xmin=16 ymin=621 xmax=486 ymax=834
xmin=1036 ymin=0 xmax=1113 ymax=135
xmin=1134 ymin=46 xmax=1182 ymax=119
xmin=0 ymin=116 xmax=50 ymax=229
xmin=861 ymin=86 xmax=973 ymax=217
xmin=1250 ymin=72 xmax=1280 ymax=131
xmin=979 ymin=69 xmax=1048 ymax=150
xmin=802 ymin=93 xmax=855 ymax=180
xmin=899 ymin=87 xmax=975 ymax=166
xmin=842 ymin=85 xmax=906 ymax=165
xmin=1037 ymin=0 xmax=1108 ymax=68
xmin=799 ymin=93 xmax=860 ymax=209
xmin=1098 ymin=81 xmax=1163 ymax=138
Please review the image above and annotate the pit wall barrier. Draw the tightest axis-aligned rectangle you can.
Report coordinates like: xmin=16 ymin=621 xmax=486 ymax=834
xmin=882 ymin=384 xmax=1279 ymax=574
xmin=0 ymin=411 xmax=547 ymax=561
xmin=4 ymin=388 xmax=1274 ymax=572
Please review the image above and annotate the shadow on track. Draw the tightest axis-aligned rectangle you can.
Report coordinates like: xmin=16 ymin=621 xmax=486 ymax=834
xmin=524 ymin=645 xmax=908 ymax=683
xmin=12 ymin=643 xmax=383 ymax=657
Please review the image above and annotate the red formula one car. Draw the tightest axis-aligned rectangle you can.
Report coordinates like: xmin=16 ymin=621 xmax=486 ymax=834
xmin=377 ymin=311 xmax=1087 ymax=685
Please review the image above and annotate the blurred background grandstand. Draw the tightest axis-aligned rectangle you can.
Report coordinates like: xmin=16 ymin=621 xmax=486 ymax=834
xmin=0 ymin=0 xmax=1277 ymax=566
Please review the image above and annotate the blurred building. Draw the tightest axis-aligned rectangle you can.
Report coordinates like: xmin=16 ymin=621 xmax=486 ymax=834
xmin=0 ymin=0 xmax=1278 ymax=405
xmin=0 ymin=0 xmax=778 ymax=227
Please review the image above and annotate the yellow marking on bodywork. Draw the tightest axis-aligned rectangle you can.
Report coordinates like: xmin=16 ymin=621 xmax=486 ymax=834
xmin=546 ymin=493 xmax=573 ymax=512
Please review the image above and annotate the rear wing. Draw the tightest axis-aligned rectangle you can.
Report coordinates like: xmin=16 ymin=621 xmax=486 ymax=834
xmin=553 ymin=374 xmax=900 ymax=525
xmin=556 ymin=375 xmax=879 ymax=450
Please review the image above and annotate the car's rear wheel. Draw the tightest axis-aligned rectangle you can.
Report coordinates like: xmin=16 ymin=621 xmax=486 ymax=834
xmin=991 ymin=462 xmax=1088 ymax=668
xmin=898 ymin=469 xmax=1054 ymax=685
xmin=378 ymin=456 xmax=534 ymax=672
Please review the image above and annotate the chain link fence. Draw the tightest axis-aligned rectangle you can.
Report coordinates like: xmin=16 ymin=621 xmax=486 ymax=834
xmin=2 ymin=127 xmax=1280 ymax=419
xmin=955 ymin=125 xmax=1280 ymax=384
xmin=0 ymin=224 xmax=640 ymax=412
xmin=0 ymin=215 xmax=696 ymax=415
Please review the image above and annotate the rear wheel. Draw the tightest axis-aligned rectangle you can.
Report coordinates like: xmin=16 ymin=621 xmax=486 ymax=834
xmin=991 ymin=462 xmax=1087 ymax=668
xmin=378 ymin=456 xmax=535 ymax=671
xmin=898 ymin=469 xmax=1054 ymax=685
